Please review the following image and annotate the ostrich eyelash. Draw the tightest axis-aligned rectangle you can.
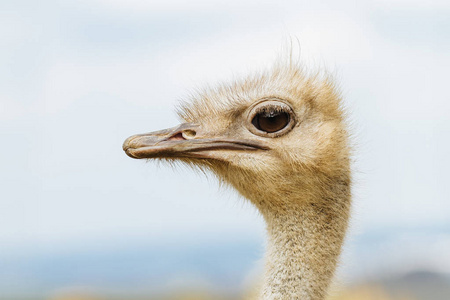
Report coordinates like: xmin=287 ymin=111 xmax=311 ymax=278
xmin=254 ymin=104 xmax=287 ymax=116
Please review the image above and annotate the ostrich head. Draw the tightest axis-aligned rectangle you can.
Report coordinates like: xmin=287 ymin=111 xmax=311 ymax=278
xmin=123 ymin=64 xmax=349 ymax=212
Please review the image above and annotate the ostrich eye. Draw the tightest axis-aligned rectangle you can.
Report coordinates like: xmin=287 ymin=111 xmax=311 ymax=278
xmin=252 ymin=110 xmax=290 ymax=133
xmin=246 ymin=99 xmax=296 ymax=138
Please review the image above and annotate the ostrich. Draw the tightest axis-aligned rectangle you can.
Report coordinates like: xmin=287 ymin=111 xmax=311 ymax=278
xmin=122 ymin=61 xmax=351 ymax=300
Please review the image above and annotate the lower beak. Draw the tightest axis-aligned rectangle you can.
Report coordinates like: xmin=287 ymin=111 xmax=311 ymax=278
xmin=123 ymin=123 xmax=268 ymax=159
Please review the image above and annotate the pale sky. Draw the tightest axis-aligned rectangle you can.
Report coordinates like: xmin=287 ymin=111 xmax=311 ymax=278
xmin=1 ymin=0 xmax=449 ymax=255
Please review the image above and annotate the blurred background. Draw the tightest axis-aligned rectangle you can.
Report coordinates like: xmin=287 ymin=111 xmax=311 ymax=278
xmin=1 ymin=0 xmax=449 ymax=299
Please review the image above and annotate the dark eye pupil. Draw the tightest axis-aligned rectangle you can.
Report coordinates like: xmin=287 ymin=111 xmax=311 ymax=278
xmin=252 ymin=110 xmax=290 ymax=133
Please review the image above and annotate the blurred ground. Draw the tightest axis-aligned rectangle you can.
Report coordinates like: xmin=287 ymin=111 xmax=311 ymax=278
xmin=29 ymin=279 xmax=450 ymax=300
xmin=5 ymin=271 xmax=450 ymax=300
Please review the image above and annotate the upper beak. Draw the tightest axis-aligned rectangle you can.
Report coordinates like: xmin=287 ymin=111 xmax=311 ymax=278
xmin=123 ymin=123 xmax=268 ymax=159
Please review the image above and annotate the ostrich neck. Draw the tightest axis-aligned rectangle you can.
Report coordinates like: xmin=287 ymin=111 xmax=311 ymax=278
xmin=259 ymin=191 xmax=350 ymax=300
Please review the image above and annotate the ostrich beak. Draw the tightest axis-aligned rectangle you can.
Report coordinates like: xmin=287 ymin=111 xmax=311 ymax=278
xmin=123 ymin=123 xmax=268 ymax=159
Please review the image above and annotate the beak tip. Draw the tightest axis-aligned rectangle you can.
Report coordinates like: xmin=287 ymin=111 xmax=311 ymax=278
xmin=123 ymin=136 xmax=139 ymax=159
xmin=122 ymin=135 xmax=136 ymax=152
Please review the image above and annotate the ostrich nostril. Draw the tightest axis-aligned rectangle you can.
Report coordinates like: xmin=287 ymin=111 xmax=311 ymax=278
xmin=181 ymin=129 xmax=196 ymax=139
xmin=166 ymin=128 xmax=197 ymax=141
xmin=167 ymin=132 xmax=186 ymax=141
